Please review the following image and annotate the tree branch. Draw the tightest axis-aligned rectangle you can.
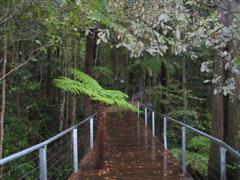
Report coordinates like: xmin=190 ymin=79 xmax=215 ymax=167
xmin=0 ymin=44 xmax=51 ymax=81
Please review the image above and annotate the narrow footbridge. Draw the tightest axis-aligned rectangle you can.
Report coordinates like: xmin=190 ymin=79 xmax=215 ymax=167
xmin=1 ymin=99 xmax=240 ymax=179
xmin=70 ymin=109 xmax=190 ymax=179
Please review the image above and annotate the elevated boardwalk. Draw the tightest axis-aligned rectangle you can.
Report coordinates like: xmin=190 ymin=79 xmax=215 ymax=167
xmin=71 ymin=110 xmax=192 ymax=179
xmin=1 ymin=103 xmax=239 ymax=179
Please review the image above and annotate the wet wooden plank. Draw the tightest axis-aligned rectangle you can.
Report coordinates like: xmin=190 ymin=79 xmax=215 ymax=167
xmin=70 ymin=110 xmax=192 ymax=180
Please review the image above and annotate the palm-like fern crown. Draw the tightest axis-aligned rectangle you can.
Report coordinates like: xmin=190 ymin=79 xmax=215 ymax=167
xmin=54 ymin=68 xmax=137 ymax=112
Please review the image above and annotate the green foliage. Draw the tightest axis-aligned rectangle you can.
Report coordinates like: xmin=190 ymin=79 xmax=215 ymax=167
xmin=54 ymin=68 xmax=137 ymax=112
xmin=188 ymin=136 xmax=210 ymax=153
xmin=145 ymin=83 xmax=202 ymax=122
xmin=93 ymin=66 xmax=114 ymax=85
xmin=91 ymin=0 xmax=110 ymax=26
xmin=171 ymin=148 xmax=209 ymax=176
xmin=141 ymin=57 xmax=162 ymax=77
xmin=170 ymin=136 xmax=210 ymax=176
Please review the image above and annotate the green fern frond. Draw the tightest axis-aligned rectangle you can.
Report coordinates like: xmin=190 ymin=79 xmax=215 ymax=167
xmin=54 ymin=68 xmax=138 ymax=112
xmin=69 ymin=68 xmax=103 ymax=90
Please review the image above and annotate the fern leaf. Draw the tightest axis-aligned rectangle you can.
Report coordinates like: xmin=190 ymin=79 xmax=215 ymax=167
xmin=54 ymin=68 xmax=138 ymax=112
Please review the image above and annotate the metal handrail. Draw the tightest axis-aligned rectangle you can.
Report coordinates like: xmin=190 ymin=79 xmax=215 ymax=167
xmin=0 ymin=113 xmax=96 ymax=180
xmin=137 ymin=101 xmax=240 ymax=180
xmin=142 ymin=104 xmax=240 ymax=158
xmin=0 ymin=113 xmax=96 ymax=166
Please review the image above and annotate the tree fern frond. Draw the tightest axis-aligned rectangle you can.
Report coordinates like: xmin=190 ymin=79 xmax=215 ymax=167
xmin=103 ymin=89 xmax=129 ymax=99
xmin=69 ymin=68 xmax=103 ymax=90
xmin=54 ymin=68 xmax=138 ymax=112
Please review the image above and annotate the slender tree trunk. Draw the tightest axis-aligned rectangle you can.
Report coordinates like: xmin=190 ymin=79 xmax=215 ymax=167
xmin=96 ymin=103 xmax=107 ymax=169
xmin=58 ymin=86 xmax=65 ymax=132
xmin=0 ymin=24 xmax=7 ymax=178
xmin=145 ymin=72 xmax=149 ymax=87
xmin=208 ymin=54 xmax=225 ymax=179
xmin=84 ymin=29 xmax=97 ymax=117
xmin=182 ymin=57 xmax=187 ymax=122
xmin=69 ymin=95 xmax=76 ymax=126
xmin=46 ymin=48 xmax=52 ymax=99
xmin=70 ymin=39 xmax=77 ymax=126
xmin=65 ymin=93 xmax=69 ymax=129
xmin=59 ymin=45 xmax=66 ymax=132
xmin=160 ymin=62 xmax=167 ymax=113
xmin=226 ymin=75 xmax=240 ymax=179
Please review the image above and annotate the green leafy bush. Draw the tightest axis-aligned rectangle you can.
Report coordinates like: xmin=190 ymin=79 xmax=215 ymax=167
xmin=170 ymin=136 xmax=210 ymax=176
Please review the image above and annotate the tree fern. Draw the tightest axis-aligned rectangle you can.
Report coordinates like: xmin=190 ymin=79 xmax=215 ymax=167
xmin=54 ymin=68 xmax=137 ymax=112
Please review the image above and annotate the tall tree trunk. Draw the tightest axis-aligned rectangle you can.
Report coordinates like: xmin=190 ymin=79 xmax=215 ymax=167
xmin=46 ymin=48 xmax=52 ymax=99
xmin=226 ymin=8 xmax=240 ymax=177
xmin=182 ymin=57 xmax=187 ymax=122
xmin=70 ymin=94 xmax=76 ymax=126
xmin=84 ymin=29 xmax=97 ymax=117
xmin=145 ymin=71 xmax=149 ymax=87
xmin=226 ymin=75 xmax=240 ymax=179
xmin=58 ymin=85 xmax=65 ymax=132
xmin=59 ymin=45 xmax=66 ymax=132
xmin=65 ymin=93 xmax=69 ymax=129
xmin=0 ymin=24 xmax=7 ymax=178
xmin=70 ymin=38 xmax=77 ymax=126
xmin=208 ymin=55 xmax=225 ymax=179
xmin=96 ymin=103 xmax=107 ymax=169
xmin=160 ymin=62 xmax=167 ymax=113
xmin=208 ymin=0 xmax=234 ymax=178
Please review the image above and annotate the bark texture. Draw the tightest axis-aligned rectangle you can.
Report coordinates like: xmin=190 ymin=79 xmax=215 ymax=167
xmin=96 ymin=103 xmax=107 ymax=169
xmin=84 ymin=29 xmax=97 ymax=117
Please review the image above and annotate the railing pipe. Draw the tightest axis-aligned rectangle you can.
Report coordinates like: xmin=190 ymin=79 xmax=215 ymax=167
xmin=134 ymin=103 xmax=240 ymax=158
xmin=182 ymin=127 xmax=187 ymax=174
xmin=143 ymin=105 xmax=240 ymax=159
xmin=90 ymin=117 xmax=94 ymax=149
xmin=0 ymin=114 xmax=96 ymax=166
xmin=72 ymin=128 xmax=78 ymax=173
xmin=163 ymin=116 xmax=168 ymax=149
xmin=145 ymin=107 xmax=148 ymax=126
xmin=152 ymin=111 xmax=155 ymax=136
xmin=137 ymin=101 xmax=140 ymax=118
xmin=164 ymin=115 xmax=240 ymax=158
xmin=131 ymin=102 xmax=240 ymax=178
xmin=39 ymin=146 xmax=47 ymax=180
xmin=220 ymin=146 xmax=227 ymax=180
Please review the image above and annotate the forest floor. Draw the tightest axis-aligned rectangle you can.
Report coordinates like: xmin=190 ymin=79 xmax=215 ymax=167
xmin=70 ymin=109 xmax=192 ymax=180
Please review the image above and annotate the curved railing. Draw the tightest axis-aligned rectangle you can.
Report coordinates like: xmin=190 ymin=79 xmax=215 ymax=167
xmin=0 ymin=114 xmax=96 ymax=180
xmin=133 ymin=97 xmax=240 ymax=180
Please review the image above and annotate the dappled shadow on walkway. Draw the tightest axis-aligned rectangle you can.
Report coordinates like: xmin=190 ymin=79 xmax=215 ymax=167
xmin=70 ymin=109 xmax=192 ymax=179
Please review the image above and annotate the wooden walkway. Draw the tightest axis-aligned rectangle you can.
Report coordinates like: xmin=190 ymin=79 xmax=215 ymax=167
xmin=70 ymin=110 xmax=192 ymax=179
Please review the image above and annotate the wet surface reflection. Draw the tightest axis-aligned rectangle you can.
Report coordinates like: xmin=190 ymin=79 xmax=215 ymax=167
xmin=72 ymin=110 xmax=192 ymax=179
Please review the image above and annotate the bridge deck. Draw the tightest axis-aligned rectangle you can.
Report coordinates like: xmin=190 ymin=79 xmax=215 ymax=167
xmin=71 ymin=110 xmax=192 ymax=179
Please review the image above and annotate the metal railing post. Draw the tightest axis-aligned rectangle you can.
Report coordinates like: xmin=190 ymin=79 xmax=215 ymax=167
xmin=137 ymin=101 xmax=140 ymax=118
xmin=152 ymin=111 xmax=155 ymax=136
xmin=163 ymin=116 xmax=167 ymax=149
xmin=90 ymin=118 xmax=94 ymax=149
xmin=182 ymin=127 xmax=187 ymax=174
xmin=145 ymin=107 xmax=148 ymax=126
xmin=72 ymin=128 xmax=78 ymax=173
xmin=220 ymin=146 xmax=227 ymax=180
xmin=39 ymin=146 xmax=47 ymax=180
